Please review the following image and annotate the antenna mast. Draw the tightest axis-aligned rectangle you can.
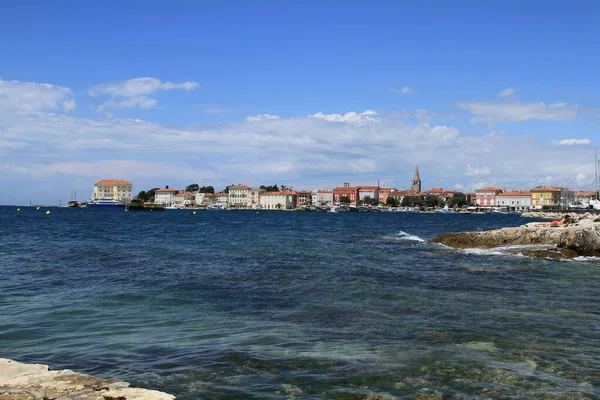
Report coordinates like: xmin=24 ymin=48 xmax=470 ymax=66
xmin=596 ymin=148 xmax=599 ymax=195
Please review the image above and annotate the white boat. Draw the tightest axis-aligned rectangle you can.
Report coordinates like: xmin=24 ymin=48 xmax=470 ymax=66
xmin=87 ymin=198 xmax=125 ymax=208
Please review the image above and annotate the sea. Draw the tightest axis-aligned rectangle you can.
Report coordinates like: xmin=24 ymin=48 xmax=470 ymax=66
xmin=0 ymin=206 xmax=598 ymax=399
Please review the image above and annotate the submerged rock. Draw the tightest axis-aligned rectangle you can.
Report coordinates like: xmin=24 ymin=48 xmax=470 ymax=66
xmin=429 ymin=219 xmax=600 ymax=259
xmin=0 ymin=358 xmax=175 ymax=400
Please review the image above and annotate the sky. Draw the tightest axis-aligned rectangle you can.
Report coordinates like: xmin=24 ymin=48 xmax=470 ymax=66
xmin=1 ymin=0 xmax=599 ymax=205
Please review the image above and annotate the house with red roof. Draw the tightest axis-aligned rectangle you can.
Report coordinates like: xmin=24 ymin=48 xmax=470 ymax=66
xmin=475 ymin=186 xmax=503 ymax=207
xmin=228 ymin=184 xmax=252 ymax=208
xmin=333 ymin=183 xmax=359 ymax=205
xmin=495 ymin=191 xmax=532 ymax=211
xmin=92 ymin=179 xmax=133 ymax=203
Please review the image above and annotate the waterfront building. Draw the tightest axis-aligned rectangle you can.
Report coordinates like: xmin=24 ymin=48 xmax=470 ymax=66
xmin=249 ymin=188 xmax=265 ymax=209
xmin=495 ymin=191 xmax=532 ymax=211
xmin=214 ymin=192 xmax=229 ymax=208
xmin=155 ymin=188 xmax=180 ymax=206
xmin=228 ymin=185 xmax=252 ymax=208
xmin=91 ymin=179 xmax=133 ymax=202
xmin=259 ymin=189 xmax=297 ymax=210
xmin=378 ymin=188 xmax=396 ymax=204
xmin=426 ymin=188 xmax=455 ymax=202
xmin=203 ymin=193 xmax=215 ymax=206
xmin=296 ymin=190 xmax=312 ymax=206
xmin=388 ymin=190 xmax=420 ymax=203
xmin=475 ymin=187 xmax=503 ymax=207
xmin=412 ymin=166 xmax=422 ymax=193
xmin=333 ymin=183 xmax=359 ymax=205
xmin=195 ymin=192 xmax=206 ymax=207
xmin=173 ymin=191 xmax=195 ymax=207
xmin=530 ymin=187 xmax=563 ymax=209
xmin=574 ymin=190 xmax=598 ymax=207
xmin=316 ymin=190 xmax=334 ymax=206
xmin=358 ymin=186 xmax=380 ymax=204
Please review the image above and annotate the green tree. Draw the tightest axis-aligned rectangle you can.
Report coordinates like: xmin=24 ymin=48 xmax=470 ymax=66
xmin=424 ymin=195 xmax=443 ymax=208
xmin=386 ymin=197 xmax=400 ymax=207
xmin=185 ymin=183 xmax=200 ymax=192
xmin=199 ymin=186 xmax=215 ymax=194
xmin=260 ymin=185 xmax=279 ymax=192
xmin=448 ymin=192 xmax=468 ymax=208
xmin=135 ymin=190 xmax=149 ymax=201
xmin=223 ymin=185 xmax=233 ymax=194
xmin=165 ymin=185 xmax=169 ymax=189
xmin=339 ymin=196 xmax=351 ymax=204
xmin=146 ymin=188 xmax=159 ymax=202
xmin=401 ymin=196 xmax=424 ymax=207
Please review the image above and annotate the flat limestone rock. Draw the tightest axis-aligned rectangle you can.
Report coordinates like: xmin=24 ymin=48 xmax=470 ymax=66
xmin=102 ymin=388 xmax=175 ymax=400
xmin=0 ymin=359 xmax=174 ymax=400
xmin=429 ymin=221 xmax=600 ymax=259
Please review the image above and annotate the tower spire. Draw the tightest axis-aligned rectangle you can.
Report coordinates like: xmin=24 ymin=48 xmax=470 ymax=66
xmin=412 ymin=165 xmax=422 ymax=193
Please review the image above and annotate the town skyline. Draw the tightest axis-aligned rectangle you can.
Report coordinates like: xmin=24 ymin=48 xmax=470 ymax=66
xmin=2 ymin=2 xmax=600 ymax=205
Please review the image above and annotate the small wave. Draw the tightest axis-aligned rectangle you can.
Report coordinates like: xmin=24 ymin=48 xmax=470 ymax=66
xmin=461 ymin=248 xmax=525 ymax=257
xmin=395 ymin=230 xmax=425 ymax=242
xmin=567 ymin=256 xmax=600 ymax=263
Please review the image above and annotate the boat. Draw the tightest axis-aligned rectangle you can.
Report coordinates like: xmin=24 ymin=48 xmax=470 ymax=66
xmin=67 ymin=200 xmax=81 ymax=208
xmin=125 ymin=199 xmax=165 ymax=211
xmin=87 ymin=198 xmax=125 ymax=208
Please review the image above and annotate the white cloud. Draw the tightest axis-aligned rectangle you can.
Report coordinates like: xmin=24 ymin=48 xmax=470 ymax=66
xmin=465 ymin=164 xmax=491 ymax=176
xmin=97 ymin=96 xmax=157 ymax=112
xmin=2 ymin=80 xmax=599 ymax=204
xmin=390 ymin=86 xmax=415 ymax=94
xmin=245 ymin=114 xmax=280 ymax=122
xmin=89 ymin=77 xmax=199 ymax=97
xmin=0 ymin=79 xmax=75 ymax=114
xmin=309 ymin=109 xmax=378 ymax=123
xmin=498 ymin=87 xmax=516 ymax=97
xmin=458 ymin=101 xmax=578 ymax=122
xmin=553 ymin=138 xmax=591 ymax=146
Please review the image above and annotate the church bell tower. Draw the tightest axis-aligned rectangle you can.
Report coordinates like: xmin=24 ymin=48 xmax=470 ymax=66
xmin=412 ymin=165 xmax=421 ymax=193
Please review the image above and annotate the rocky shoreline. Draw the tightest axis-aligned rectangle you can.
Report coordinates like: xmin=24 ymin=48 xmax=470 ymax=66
xmin=0 ymin=358 xmax=175 ymax=400
xmin=430 ymin=213 xmax=600 ymax=259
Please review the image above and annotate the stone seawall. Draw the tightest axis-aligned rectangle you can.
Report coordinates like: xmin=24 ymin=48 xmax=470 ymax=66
xmin=0 ymin=358 xmax=175 ymax=400
xmin=521 ymin=211 xmax=600 ymax=221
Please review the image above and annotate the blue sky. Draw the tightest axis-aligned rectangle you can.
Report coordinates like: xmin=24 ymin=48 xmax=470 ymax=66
xmin=1 ymin=1 xmax=599 ymax=204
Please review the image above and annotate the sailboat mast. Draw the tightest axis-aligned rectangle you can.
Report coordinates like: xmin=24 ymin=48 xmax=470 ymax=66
xmin=596 ymin=148 xmax=599 ymax=195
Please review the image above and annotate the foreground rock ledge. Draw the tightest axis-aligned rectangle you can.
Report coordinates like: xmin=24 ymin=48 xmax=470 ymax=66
xmin=0 ymin=358 xmax=175 ymax=400
xmin=429 ymin=219 xmax=600 ymax=259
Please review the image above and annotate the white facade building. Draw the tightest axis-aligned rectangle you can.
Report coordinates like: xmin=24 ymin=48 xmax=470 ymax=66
xmin=358 ymin=186 xmax=380 ymax=204
xmin=173 ymin=191 xmax=195 ymax=207
xmin=228 ymin=185 xmax=252 ymax=208
xmin=259 ymin=190 xmax=297 ymax=210
xmin=249 ymin=188 xmax=265 ymax=209
xmin=92 ymin=179 xmax=133 ymax=202
xmin=495 ymin=191 xmax=532 ymax=211
xmin=195 ymin=192 xmax=206 ymax=206
xmin=316 ymin=190 xmax=333 ymax=206
xmin=154 ymin=188 xmax=180 ymax=206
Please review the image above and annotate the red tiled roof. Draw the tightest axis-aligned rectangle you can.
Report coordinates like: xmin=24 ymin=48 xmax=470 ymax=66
xmin=531 ymin=186 xmax=562 ymax=192
xmin=95 ymin=179 xmax=131 ymax=185
xmin=497 ymin=191 xmax=532 ymax=196
xmin=358 ymin=186 xmax=379 ymax=190
xmin=297 ymin=190 xmax=312 ymax=194
xmin=475 ymin=186 xmax=503 ymax=192
xmin=333 ymin=187 xmax=357 ymax=191
xmin=155 ymin=188 xmax=179 ymax=192
xmin=262 ymin=190 xmax=297 ymax=196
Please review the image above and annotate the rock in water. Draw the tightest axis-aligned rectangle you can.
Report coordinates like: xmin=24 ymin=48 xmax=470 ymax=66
xmin=0 ymin=358 xmax=175 ymax=400
xmin=429 ymin=219 xmax=600 ymax=259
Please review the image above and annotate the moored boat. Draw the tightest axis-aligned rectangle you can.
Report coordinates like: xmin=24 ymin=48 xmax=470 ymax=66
xmin=125 ymin=199 xmax=165 ymax=211
xmin=87 ymin=198 xmax=125 ymax=208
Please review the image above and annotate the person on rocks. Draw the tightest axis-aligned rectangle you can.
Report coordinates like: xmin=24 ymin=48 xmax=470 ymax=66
xmin=551 ymin=215 xmax=570 ymax=227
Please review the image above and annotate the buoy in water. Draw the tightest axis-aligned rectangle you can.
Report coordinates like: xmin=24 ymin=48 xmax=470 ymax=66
xmin=17 ymin=208 xmax=20 ymax=212
xmin=45 ymin=210 xmax=51 ymax=215
xmin=36 ymin=207 xmax=40 ymax=210
xmin=193 ymin=211 xmax=197 ymax=214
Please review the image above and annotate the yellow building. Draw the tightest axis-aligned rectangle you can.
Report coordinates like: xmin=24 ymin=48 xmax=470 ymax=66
xmin=530 ymin=186 xmax=562 ymax=209
xmin=92 ymin=179 xmax=133 ymax=202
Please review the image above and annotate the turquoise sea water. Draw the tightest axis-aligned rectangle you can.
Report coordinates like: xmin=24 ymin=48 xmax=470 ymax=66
xmin=0 ymin=206 xmax=598 ymax=399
